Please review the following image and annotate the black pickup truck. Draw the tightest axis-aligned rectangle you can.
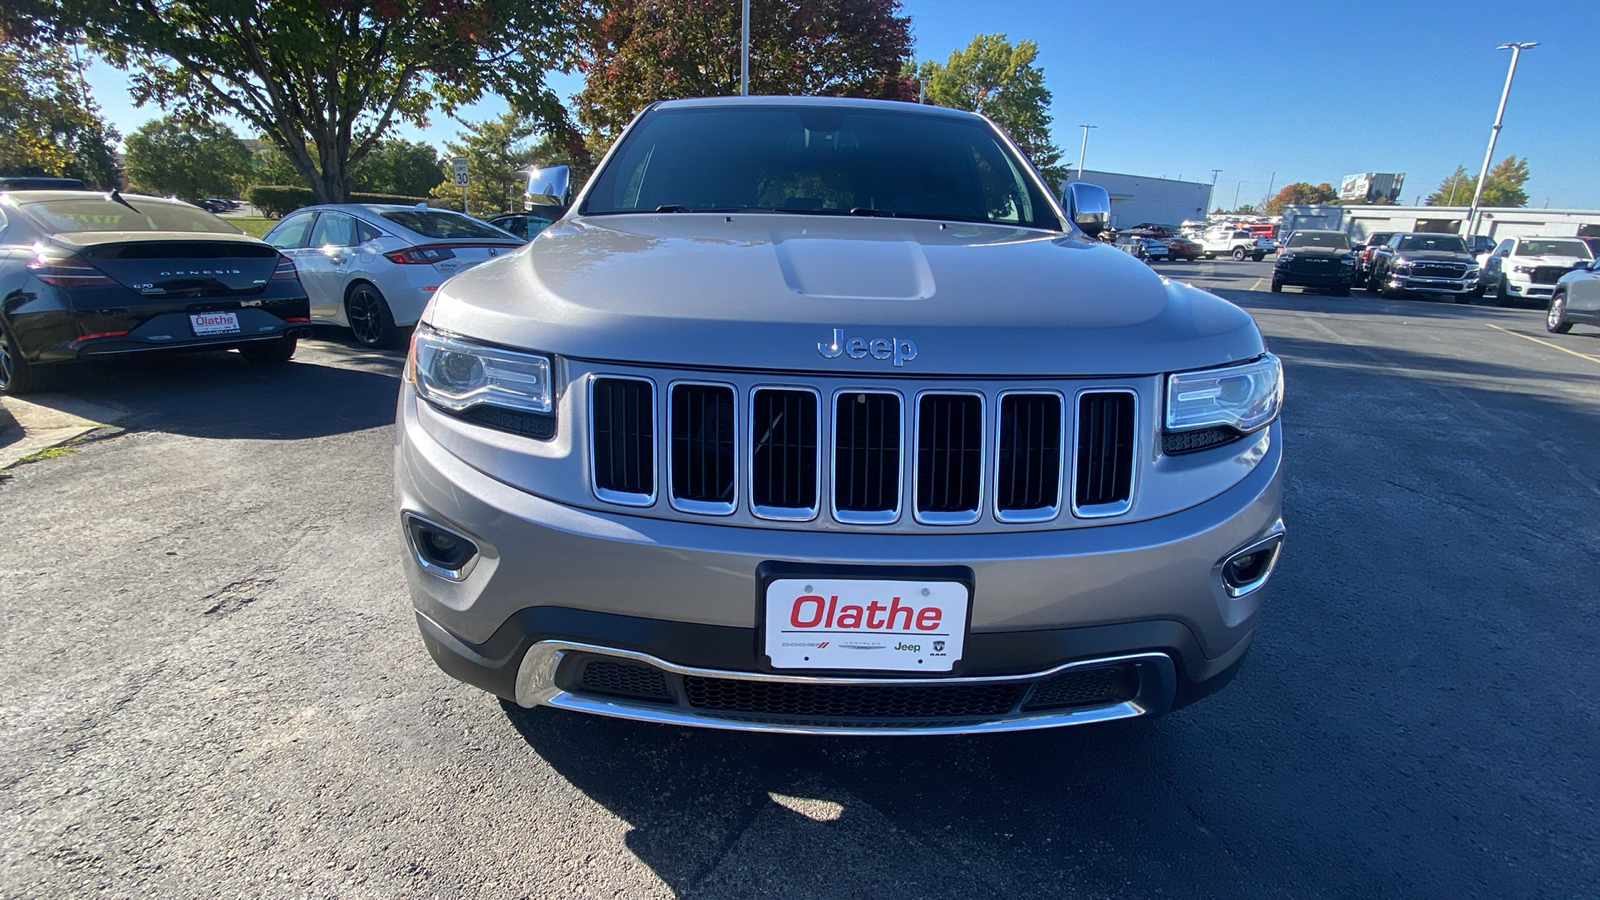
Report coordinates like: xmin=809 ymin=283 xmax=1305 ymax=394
xmin=1364 ymin=233 xmax=1480 ymax=302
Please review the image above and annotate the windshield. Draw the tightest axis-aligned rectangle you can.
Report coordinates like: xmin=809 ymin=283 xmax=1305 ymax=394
xmin=582 ymin=105 xmax=1063 ymax=230
xmin=21 ymin=197 xmax=240 ymax=235
xmin=1287 ymin=232 xmax=1351 ymax=250
xmin=1513 ymin=239 xmax=1591 ymax=258
xmin=1397 ymin=234 xmax=1467 ymax=253
xmin=379 ymin=210 xmax=513 ymax=240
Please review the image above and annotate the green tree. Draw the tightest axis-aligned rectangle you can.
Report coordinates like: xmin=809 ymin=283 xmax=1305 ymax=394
xmin=251 ymin=141 xmax=305 ymax=187
xmin=0 ymin=38 xmax=120 ymax=187
xmin=1426 ymin=157 xmax=1530 ymax=208
xmin=351 ymin=138 xmax=444 ymax=197
xmin=124 ymin=116 xmax=252 ymax=199
xmin=53 ymin=0 xmax=585 ymax=204
xmin=1263 ymin=181 xmax=1337 ymax=216
xmin=917 ymin=35 xmax=1066 ymax=187
xmin=577 ymin=0 xmax=915 ymax=137
xmin=432 ymin=113 xmax=588 ymax=215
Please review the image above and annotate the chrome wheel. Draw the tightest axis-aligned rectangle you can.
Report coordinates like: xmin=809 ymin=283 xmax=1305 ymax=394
xmin=0 ymin=339 xmax=13 ymax=392
xmin=1547 ymin=293 xmax=1572 ymax=334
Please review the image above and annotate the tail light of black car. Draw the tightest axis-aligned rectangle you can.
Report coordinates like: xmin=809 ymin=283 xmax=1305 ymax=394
xmin=271 ymin=254 xmax=301 ymax=281
xmin=26 ymin=249 xmax=115 ymax=287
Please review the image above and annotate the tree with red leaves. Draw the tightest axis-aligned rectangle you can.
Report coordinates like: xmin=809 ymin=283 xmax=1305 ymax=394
xmin=576 ymin=0 xmax=916 ymax=137
xmin=42 ymin=0 xmax=588 ymax=203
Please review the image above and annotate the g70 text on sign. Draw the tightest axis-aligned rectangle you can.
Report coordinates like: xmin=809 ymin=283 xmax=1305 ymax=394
xmin=764 ymin=578 xmax=968 ymax=672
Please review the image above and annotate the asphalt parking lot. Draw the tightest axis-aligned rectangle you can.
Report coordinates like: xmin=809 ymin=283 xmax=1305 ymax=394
xmin=3 ymin=263 xmax=1598 ymax=899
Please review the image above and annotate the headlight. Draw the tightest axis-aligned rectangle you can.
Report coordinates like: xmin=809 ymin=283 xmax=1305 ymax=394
xmin=1166 ymin=354 xmax=1283 ymax=434
xmin=1467 ymin=268 xmax=1480 ymax=278
xmin=411 ymin=324 xmax=552 ymax=414
xmin=1393 ymin=260 xmax=1412 ymax=272
xmin=1513 ymin=264 xmax=1534 ymax=274
xmin=1341 ymin=254 xmax=1356 ymax=266
xmin=1277 ymin=253 xmax=1294 ymax=264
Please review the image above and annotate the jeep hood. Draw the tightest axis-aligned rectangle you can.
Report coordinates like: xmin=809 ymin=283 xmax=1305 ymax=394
xmin=425 ymin=214 xmax=1265 ymax=377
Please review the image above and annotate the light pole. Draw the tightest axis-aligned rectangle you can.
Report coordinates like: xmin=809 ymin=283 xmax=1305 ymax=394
xmin=740 ymin=0 xmax=750 ymax=96
xmin=1075 ymin=124 xmax=1096 ymax=182
xmin=1209 ymin=169 xmax=1221 ymax=215
xmin=1233 ymin=180 xmax=1242 ymax=210
xmin=1465 ymin=42 xmax=1537 ymax=238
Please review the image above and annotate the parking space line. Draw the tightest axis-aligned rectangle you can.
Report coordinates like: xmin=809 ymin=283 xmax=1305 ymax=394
xmin=1485 ymin=323 xmax=1600 ymax=366
xmin=1248 ymin=278 xmax=1263 ymax=292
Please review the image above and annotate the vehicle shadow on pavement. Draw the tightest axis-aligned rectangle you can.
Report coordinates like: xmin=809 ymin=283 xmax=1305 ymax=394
xmin=37 ymin=347 xmax=403 ymax=440
xmin=501 ymin=702 xmax=1215 ymax=899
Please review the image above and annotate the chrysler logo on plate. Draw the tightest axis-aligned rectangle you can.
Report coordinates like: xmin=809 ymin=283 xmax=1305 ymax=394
xmin=817 ymin=328 xmax=918 ymax=367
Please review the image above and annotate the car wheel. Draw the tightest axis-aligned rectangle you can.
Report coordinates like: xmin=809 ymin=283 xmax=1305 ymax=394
xmin=1270 ymin=278 xmax=1282 ymax=293
xmin=1252 ymin=253 xmax=1265 ymax=262
xmin=0 ymin=323 xmax=52 ymax=396
xmin=346 ymin=283 xmax=398 ymax=349
xmin=239 ymin=336 xmax=299 ymax=364
xmin=1547 ymin=292 xmax=1573 ymax=334
xmin=1494 ymin=275 xmax=1510 ymax=306
xmin=1334 ymin=284 xmax=1352 ymax=297
xmin=1202 ymin=253 xmax=1214 ymax=260
xmin=1231 ymin=247 xmax=1247 ymax=261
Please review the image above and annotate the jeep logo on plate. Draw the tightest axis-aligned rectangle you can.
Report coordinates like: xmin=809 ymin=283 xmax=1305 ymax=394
xmin=816 ymin=328 xmax=918 ymax=367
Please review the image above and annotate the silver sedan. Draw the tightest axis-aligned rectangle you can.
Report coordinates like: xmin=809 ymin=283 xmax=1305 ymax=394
xmin=1548 ymin=259 xmax=1600 ymax=334
xmin=264 ymin=204 xmax=522 ymax=347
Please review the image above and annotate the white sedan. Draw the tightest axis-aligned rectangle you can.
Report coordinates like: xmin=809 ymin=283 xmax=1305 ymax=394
xmin=264 ymin=204 xmax=524 ymax=347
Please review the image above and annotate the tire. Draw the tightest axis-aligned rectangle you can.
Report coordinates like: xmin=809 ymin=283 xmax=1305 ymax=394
xmin=1334 ymin=284 xmax=1351 ymax=297
xmin=1547 ymin=292 xmax=1573 ymax=334
xmin=1269 ymin=278 xmax=1282 ymax=293
xmin=239 ymin=336 xmax=298 ymax=364
xmin=1231 ymin=247 xmax=1247 ymax=261
xmin=1363 ymin=270 xmax=1380 ymax=293
xmin=1202 ymin=253 xmax=1215 ymax=260
xmin=1252 ymin=253 xmax=1265 ymax=262
xmin=1494 ymin=275 xmax=1510 ymax=307
xmin=346 ymin=283 xmax=398 ymax=349
xmin=0 ymin=323 xmax=52 ymax=395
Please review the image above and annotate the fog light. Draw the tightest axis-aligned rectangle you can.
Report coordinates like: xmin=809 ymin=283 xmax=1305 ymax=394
xmin=404 ymin=513 xmax=480 ymax=581
xmin=1219 ymin=532 xmax=1283 ymax=598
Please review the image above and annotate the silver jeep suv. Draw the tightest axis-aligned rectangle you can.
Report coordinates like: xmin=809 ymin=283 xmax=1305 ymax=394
xmin=396 ymin=97 xmax=1285 ymax=734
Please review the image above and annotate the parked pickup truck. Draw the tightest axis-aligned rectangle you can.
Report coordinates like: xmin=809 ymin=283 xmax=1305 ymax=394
xmin=1199 ymin=229 xmax=1273 ymax=261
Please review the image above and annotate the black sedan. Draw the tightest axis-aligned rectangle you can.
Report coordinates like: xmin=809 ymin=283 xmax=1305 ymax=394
xmin=0 ymin=192 xmax=312 ymax=394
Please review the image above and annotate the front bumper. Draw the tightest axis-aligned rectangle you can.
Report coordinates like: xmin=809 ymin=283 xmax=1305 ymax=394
xmin=1502 ymin=276 xmax=1555 ymax=298
xmin=397 ymin=386 xmax=1284 ymax=732
xmin=1390 ymin=274 xmax=1476 ymax=294
xmin=1276 ymin=266 xmax=1355 ymax=287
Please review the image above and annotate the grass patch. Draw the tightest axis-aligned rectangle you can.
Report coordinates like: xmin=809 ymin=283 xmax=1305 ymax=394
xmin=228 ymin=215 xmax=278 ymax=238
xmin=15 ymin=445 xmax=79 ymax=466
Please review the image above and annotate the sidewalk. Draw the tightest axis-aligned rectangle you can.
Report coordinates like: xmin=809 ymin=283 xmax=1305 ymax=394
xmin=0 ymin=394 xmax=127 ymax=469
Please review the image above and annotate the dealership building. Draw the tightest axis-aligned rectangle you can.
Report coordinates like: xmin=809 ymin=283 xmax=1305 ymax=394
xmin=1281 ymin=204 xmax=1600 ymax=243
xmin=1065 ymin=170 xmax=1215 ymax=230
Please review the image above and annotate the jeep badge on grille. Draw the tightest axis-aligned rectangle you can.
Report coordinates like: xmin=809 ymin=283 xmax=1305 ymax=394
xmin=817 ymin=328 xmax=918 ymax=367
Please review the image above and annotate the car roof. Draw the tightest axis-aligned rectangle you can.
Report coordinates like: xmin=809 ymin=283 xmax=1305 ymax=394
xmin=0 ymin=190 xmax=194 ymax=206
xmin=652 ymin=94 xmax=983 ymax=122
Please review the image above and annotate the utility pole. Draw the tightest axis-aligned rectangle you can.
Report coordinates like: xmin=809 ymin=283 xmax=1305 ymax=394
xmin=1233 ymin=181 xmax=1242 ymax=210
xmin=1466 ymin=42 xmax=1537 ymax=238
xmin=740 ymin=0 xmax=751 ymax=96
xmin=1263 ymin=170 xmax=1276 ymax=210
xmin=1445 ymin=171 xmax=1463 ymax=206
xmin=1074 ymin=125 xmax=1096 ymax=183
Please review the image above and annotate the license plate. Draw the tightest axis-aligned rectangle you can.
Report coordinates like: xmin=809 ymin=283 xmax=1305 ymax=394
xmin=764 ymin=578 xmax=968 ymax=672
xmin=190 ymin=312 xmax=240 ymax=336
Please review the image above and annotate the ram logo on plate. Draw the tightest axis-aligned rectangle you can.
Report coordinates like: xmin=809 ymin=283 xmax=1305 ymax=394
xmin=764 ymin=578 xmax=968 ymax=672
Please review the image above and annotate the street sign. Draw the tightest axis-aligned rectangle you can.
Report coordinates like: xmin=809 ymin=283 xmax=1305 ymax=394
xmin=451 ymin=156 xmax=470 ymax=187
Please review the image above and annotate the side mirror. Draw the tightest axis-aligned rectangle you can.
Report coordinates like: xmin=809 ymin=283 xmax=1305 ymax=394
xmin=1351 ymin=243 xmax=1365 ymax=252
xmin=1064 ymin=182 xmax=1111 ymax=238
xmin=524 ymin=164 xmax=571 ymax=211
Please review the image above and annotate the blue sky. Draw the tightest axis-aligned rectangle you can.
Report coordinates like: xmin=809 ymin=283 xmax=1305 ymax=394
xmin=83 ymin=0 xmax=1598 ymax=208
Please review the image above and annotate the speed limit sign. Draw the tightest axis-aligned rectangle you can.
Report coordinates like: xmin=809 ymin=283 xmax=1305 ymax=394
xmin=451 ymin=156 xmax=470 ymax=187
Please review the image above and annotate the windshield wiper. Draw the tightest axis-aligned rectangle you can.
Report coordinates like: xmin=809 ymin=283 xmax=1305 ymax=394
xmin=107 ymin=189 xmax=139 ymax=213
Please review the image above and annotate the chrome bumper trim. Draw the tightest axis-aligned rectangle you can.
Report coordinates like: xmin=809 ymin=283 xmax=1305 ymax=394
xmin=513 ymin=640 xmax=1172 ymax=735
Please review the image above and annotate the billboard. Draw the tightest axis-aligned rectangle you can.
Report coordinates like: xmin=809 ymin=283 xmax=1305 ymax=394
xmin=1339 ymin=173 xmax=1405 ymax=205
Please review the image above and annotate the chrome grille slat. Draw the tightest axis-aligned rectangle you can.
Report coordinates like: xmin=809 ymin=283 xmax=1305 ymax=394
xmin=915 ymin=392 xmax=983 ymax=525
xmin=1073 ymin=390 xmax=1136 ymax=517
xmin=590 ymin=376 xmax=656 ymax=506
xmin=669 ymin=382 xmax=736 ymax=515
xmin=832 ymin=390 xmax=902 ymax=525
xmin=995 ymin=391 xmax=1064 ymax=522
xmin=750 ymin=387 xmax=820 ymax=519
